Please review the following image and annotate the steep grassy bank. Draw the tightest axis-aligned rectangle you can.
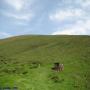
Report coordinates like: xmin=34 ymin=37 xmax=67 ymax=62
xmin=0 ymin=35 xmax=90 ymax=90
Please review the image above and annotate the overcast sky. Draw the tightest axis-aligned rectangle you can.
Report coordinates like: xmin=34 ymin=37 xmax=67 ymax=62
xmin=0 ymin=0 xmax=90 ymax=38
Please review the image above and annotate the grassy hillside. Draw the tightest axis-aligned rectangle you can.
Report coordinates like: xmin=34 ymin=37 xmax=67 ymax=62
xmin=0 ymin=35 xmax=90 ymax=90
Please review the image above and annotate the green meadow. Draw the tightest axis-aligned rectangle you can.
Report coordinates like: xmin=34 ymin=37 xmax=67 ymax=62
xmin=0 ymin=35 xmax=90 ymax=90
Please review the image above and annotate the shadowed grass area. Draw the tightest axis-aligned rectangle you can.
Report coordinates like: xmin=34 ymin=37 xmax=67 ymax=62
xmin=0 ymin=35 xmax=90 ymax=90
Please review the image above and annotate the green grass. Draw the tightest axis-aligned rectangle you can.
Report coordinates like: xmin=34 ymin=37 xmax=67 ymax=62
xmin=0 ymin=35 xmax=90 ymax=90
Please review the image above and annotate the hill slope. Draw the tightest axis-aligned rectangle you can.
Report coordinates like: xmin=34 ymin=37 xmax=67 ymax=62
xmin=0 ymin=35 xmax=90 ymax=90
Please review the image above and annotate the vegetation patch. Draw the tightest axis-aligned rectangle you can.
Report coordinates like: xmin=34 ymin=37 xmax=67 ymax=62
xmin=0 ymin=35 xmax=89 ymax=90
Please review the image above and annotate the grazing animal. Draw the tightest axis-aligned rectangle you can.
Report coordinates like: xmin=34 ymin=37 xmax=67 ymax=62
xmin=52 ymin=63 xmax=64 ymax=72
xmin=60 ymin=64 xmax=64 ymax=71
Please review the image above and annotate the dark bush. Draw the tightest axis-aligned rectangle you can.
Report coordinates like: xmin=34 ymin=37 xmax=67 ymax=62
xmin=73 ymin=85 xmax=79 ymax=88
xmin=22 ymin=71 xmax=28 ymax=75
xmin=50 ymin=76 xmax=64 ymax=83
xmin=51 ymin=76 xmax=60 ymax=83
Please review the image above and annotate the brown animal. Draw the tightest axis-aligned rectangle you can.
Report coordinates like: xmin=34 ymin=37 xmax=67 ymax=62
xmin=52 ymin=63 xmax=64 ymax=72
